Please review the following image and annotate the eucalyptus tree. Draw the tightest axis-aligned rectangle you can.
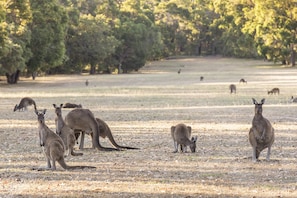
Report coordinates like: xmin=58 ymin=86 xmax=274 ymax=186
xmin=26 ymin=0 xmax=68 ymax=76
xmin=0 ymin=0 xmax=32 ymax=84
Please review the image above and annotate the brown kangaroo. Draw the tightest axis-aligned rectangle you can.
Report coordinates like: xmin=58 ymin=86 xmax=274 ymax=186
xmin=249 ymin=98 xmax=275 ymax=162
xmin=171 ymin=123 xmax=197 ymax=153
xmin=53 ymin=104 xmax=83 ymax=156
xmin=65 ymin=108 xmax=118 ymax=151
xmin=239 ymin=78 xmax=247 ymax=84
xmin=33 ymin=109 xmax=96 ymax=170
xmin=14 ymin=97 xmax=36 ymax=112
xmin=229 ymin=84 xmax=236 ymax=94
xmin=75 ymin=117 xmax=139 ymax=150
xmin=63 ymin=103 xmax=82 ymax=108
xmin=267 ymin=88 xmax=279 ymax=95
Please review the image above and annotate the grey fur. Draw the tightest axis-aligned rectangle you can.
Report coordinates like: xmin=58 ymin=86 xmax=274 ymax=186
xmin=171 ymin=123 xmax=197 ymax=153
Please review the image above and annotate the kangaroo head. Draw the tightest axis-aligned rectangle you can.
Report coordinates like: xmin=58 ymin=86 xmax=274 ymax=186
xmin=13 ymin=104 xmax=18 ymax=112
xmin=53 ymin=104 xmax=63 ymax=116
xmin=35 ymin=109 xmax=47 ymax=124
xmin=189 ymin=136 xmax=198 ymax=153
xmin=252 ymin=98 xmax=265 ymax=115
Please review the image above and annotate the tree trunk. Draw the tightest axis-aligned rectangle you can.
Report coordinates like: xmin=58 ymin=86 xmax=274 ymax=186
xmin=5 ymin=70 xmax=20 ymax=84
xmin=291 ymin=43 xmax=296 ymax=67
xmin=89 ymin=63 xmax=96 ymax=75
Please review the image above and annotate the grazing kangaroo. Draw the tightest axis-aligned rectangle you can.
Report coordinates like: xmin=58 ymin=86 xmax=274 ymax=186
xmin=177 ymin=69 xmax=181 ymax=74
xmin=267 ymin=88 xmax=280 ymax=95
xmin=34 ymin=109 xmax=96 ymax=170
xmin=291 ymin=96 xmax=297 ymax=103
xmin=171 ymin=123 xmax=197 ymax=153
xmin=53 ymin=104 xmax=83 ymax=156
xmin=75 ymin=117 xmax=139 ymax=150
xmin=14 ymin=97 xmax=36 ymax=112
xmin=63 ymin=103 xmax=82 ymax=108
xmin=200 ymin=76 xmax=204 ymax=81
xmin=229 ymin=84 xmax=236 ymax=94
xmin=65 ymin=108 xmax=118 ymax=151
xmin=239 ymin=78 xmax=247 ymax=84
xmin=249 ymin=98 xmax=275 ymax=162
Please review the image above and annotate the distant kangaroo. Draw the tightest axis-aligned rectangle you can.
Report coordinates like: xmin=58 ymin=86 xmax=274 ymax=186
xmin=75 ymin=117 xmax=139 ymax=150
xmin=53 ymin=104 xmax=83 ymax=156
xmin=65 ymin=108 xmax=119 ymax=151
xmin=249 ymin=98 xmax=275 ymax=162
xmin=267 ymin=88 xmax=279 ymax=95
xmin=33 ymin=109 xmax=96 ymax=170
xmin=229 ymin=84 xmax=236 ymax=94
xmin=14 ymin=97 xmax=36 ymax=112
xmin=171 ymin=123 xmax=197 ymax=153
xmin=291 ymin=96 xmax=297 ymax=103
xmin=63 ymin=103 xmax=82 ymax=108
xmin=239 ymin=78 xmax=247 ymax=84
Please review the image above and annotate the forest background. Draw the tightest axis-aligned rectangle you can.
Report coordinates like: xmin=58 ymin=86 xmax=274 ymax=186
xmin=0 ymin=0 xmax=296 ymax=84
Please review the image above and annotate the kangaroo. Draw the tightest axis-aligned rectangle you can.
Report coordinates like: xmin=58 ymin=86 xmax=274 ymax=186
xmin=239 ymin=78 xmax=247 ymax=84
xmin=63 ymin=103 xmax=82 ymax=108
xmin=291 ymin=96 xmax=297 ymax=103
xmin=33 ymin=109 xmax=96 ymax=170
xmin=200 ymin=76 xmax=204 ymax=81
xmin=229 ymin=84 xmax=236 ymax=94
xmin=65 ymin=108 xmax=118 ymax=151
xmin=53 ymin=104 xmax=83 ymax=156
xmin=267 ymin=88 xmax=279 ymax=95
xmin=249 ymin=98 xmax=275 ymax=162
xmin=171 ymin=123 xmax=197 ymax=153
xmin=14 ymin=97 xmax=36 ymax=112
xmin=177 ymin=69 xmax=181 ymax=74
xmin=75 ymin=117 xmax=139 ymax=150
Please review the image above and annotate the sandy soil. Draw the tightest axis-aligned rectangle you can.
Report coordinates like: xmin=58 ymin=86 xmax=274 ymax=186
xmin=0 ymin=57 xmax=296 ymax=197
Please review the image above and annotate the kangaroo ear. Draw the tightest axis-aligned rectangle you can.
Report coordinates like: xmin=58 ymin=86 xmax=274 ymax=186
xmin=261 ymin=98 xmax=265 ymax=104
xmin=252 ymin=98 xmax=257 ymax=104
xmin=43 ymin=109 xmax=47 ymax=114
xmin=60 ymin=104 xmax=63 ymax=107
xmin=53 ymin=104 xmax=56 ymax=108
xmin=34 ymin=109 xmax=39 ymax=115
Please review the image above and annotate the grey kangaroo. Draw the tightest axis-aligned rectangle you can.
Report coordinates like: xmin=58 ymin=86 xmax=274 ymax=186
xmin=53 ymin=104 xmax=83 ymax=156
xmin=14 ymin=97 xmax=36 ymax=112
xmin=249 ymin=98 xmax=275 ymax=162
xmin=229 ymin=84 xmax=236 ymax=94
xmin=267 ymin=88 xmax=279 ymax=95
xmin=75 ymin=117 xmax=139 ymax=150
xmin=63 ymin=103 xmax=82 ymax=108
xmin=65 ymin=108 xmax=118 ymax=151
xmin=34 ymin=109 xmax=96 ymax=170
xmin=171 ymin=123 xmax=197 ymax=153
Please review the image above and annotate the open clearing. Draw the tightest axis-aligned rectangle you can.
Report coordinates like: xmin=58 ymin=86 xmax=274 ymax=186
xmin=0 ymin=57 xmax=296 ymax=197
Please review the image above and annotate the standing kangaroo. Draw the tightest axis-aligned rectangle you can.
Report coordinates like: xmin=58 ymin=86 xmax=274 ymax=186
xmin=34 ymin=109 xmax=96 ymax=170
xmin=65 ymin=108 xmax=118 ymax=151
xmin=53 ymin=104 xmax=83 ymax=156
xmin=171 ymin=123 xmax=197 ymax=153
xmin=267 ymin=88 xmax=280 ymax=95
xmin=229 ymin=84 xmax=236 ymax=94
xmin=75 ymin=117 xmax=139 ymax=150
xmin=14 ymin=97 xmax=36 ymax=112
xmin=249 ymin=98 xmax=275 ymax=162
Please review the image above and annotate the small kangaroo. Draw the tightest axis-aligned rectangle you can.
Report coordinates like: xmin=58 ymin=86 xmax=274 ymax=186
xmin=239 ymin=78 xmax=247 ymax=84
xmin=63 ymin=103 xmax=82 ymax=108
xmin=171 ymin=123 xmax=197 ymax=153
xmin=75 ymin=117 xmax=139 ymax=150
xmin=53 ymin=104 xmax=83 ymax=156
xmin=291 ymin=96 xmax=297 ymax=103
xmin=267 ymin=88 xmax=279 ymax=95
xmin=200 ymin=76 xmax=204 ymax=81
xmin=34 ymin=109 xmax=96 ymax=170
xmin=229 ymin=84 xmax=236 ymax=94
xmin=249 ymin=98 xmax=275 ymax=162
xmin=14 ymin=97 xmax=36 ymax=112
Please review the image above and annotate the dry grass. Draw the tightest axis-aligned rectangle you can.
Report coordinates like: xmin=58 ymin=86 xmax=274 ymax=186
xmin=0 ymin=57 xmax=297 ymax=197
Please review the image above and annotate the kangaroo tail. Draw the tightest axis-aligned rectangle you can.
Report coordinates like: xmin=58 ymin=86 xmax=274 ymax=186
xmin=66 ymin=165 xmax=96 ymax=170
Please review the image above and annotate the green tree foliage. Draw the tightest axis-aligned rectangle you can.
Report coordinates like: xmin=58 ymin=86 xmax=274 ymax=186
xmin=26 ymin=0 xmax=68 ymax=75
xmin=0 ymin=0 xmax=32 ymax=84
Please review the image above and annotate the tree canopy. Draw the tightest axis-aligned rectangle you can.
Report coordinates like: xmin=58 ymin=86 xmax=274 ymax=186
xmin=0 ymin=0 xmax=296 ymax=83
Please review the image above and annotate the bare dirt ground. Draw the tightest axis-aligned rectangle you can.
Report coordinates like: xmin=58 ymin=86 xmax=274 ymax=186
xmin=0 ymin=57 xmax=296 ymax=197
